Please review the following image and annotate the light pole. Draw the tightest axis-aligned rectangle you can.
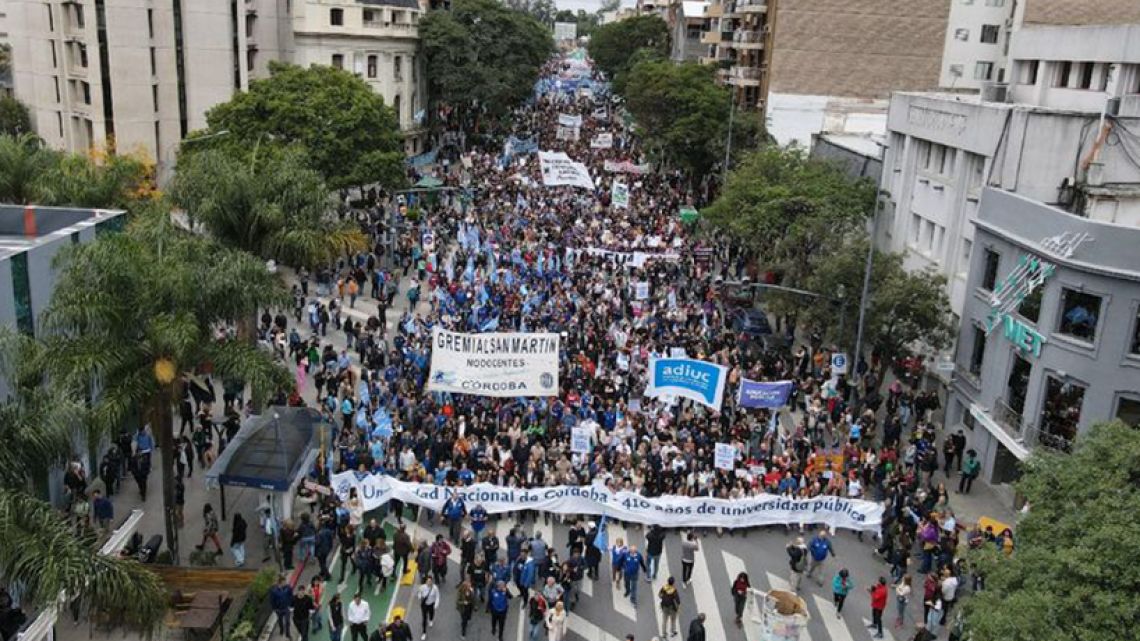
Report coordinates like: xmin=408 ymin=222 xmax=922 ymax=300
xmin=853 ymin=209 xmax=879 ymax=384
xmin=722 ymin=92 xmax=736 ymax=185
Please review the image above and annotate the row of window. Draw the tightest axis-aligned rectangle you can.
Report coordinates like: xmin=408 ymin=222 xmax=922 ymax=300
xmin=1014 ymin=60 xmax=1139 ymax=93
xmin=951 ymin=24 xmax=1001 ymax=45
xmin=948 ymin=61 xmax=998 ymax=82
xmin=329 ymin=7 xmax=417 ymax=27
xmin=331 ymin=53 xmax=411 ymax=83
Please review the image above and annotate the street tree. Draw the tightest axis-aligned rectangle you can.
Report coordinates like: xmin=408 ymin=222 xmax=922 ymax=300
xmin=963 ymin=420 xmax=1140 ymax=641
xmin=170 ymin=146 xmax=367 ymax=270
xmin=201 ymin=62 xmax=405 ymax=192
xmin=622 ymin=60 xmax=758 ymax=186
xmin=587 ymin=15 xmax=669 ymax=83
xmin=0 ymin=329 xmax=167 ymax=631
xmin=420 ymin=0 xmax=552 ymax=130
xmin=0 ymin=95 xmax=33 ymax=136
xmin=43 ymin=211 xmax=292 ymax=565
xmin=0 ymin=133 xmax=154 ymax=207
xmin=797 ymin=239 xmax=954 ymax=380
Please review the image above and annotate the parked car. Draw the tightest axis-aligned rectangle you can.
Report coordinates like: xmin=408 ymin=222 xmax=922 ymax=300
xmin=730 ymin=308 xmax=772 ymax=337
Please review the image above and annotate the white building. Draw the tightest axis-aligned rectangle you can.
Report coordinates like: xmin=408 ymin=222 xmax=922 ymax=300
xmin=938 ymin=0 xmax=1015 ymax=90
xmin=877 ymin=23 xmax=1140 ymax=322
xmin=6 ymin=0 xmax=425 ymax=182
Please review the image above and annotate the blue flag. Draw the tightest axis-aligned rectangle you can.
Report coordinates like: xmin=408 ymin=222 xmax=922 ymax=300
xmin=593 ymin=514 xmax=609 ymax=552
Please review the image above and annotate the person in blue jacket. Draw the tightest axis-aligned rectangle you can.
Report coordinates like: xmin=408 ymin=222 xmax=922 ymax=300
xmin=443 ymin=493 xmax=467 ymax=543
xmin=487 ymin=580 xmax=512 ymax=641
xmin=807 ymin=529 xmax=836 ymax=586
xmin=268 ymin=574 xmax=294 ymax=638
xmin=470 ymin=504 xmax=488 ymax=542
xmin=621 ymin=544 xmax=649 ymax=606
xmin=832 ymin=568 xmax=854 ymax=615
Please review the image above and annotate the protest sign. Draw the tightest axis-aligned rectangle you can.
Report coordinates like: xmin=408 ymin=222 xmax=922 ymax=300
xmin=427 ymin=327 xmax=560 ymax=397
xmin=556 ymin=126 xmax=580 ymax=141
xmin=645 ymin=357 xmax=728 ymax=410
xmin=611 ymin=180 xmax=630 ymax=208
xmin=538 ymin=151 xmax=595 ymax=189
xmin=603 ymin=159 xmax=651 ymax=174
xmin=714 ymin=443 xmax=737 ymax=471
xmin=331 ymin=473 xmax=884 ymax=531
xmin=737 ymin=379 xmax=794 ymax=409
xmin=558 ymin=113 xmax=583 ymax=128
xmin=591 ymin=132 xmax=613 ymax=149
xmin=571 ymin=426 xmax=593 ymax=454
xmin=634 ymin=281 xmax=650 ymax=300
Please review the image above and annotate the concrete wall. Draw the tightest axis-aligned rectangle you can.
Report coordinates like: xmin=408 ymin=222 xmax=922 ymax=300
xmin=1022 ymin=0 xmax=1140 ymax=27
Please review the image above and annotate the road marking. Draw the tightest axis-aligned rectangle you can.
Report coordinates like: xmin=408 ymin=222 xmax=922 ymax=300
xmin=567 ymin=612 xmax=624 ymax=641
xmin=765 ymin=571 xmax=792 ymax=592
xmin=690 ymin=541 xmax=728 ymax=641
xmin=863 ymin=617 xmax=896 ymax=641
xmin=607 ymin=522 xmax=637 ymax=622
xmin=722 ymin=551 xmax=762 ymax=641
xmin=812 ymin=593 xmax=856 ymax=641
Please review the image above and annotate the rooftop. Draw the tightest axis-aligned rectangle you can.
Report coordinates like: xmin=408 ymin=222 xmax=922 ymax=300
xmin=0 ymin=205 xmax=126 ymax=261
xmin=818 ymin=133 xmax=885 ymax=159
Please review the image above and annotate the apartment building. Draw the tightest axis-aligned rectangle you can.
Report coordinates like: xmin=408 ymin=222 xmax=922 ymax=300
xmin=696 ymin=0 xmax=772 ymax=115
xmin=7 ymin=0 xmax=425 ymax=182
xmin=668 ymin=1 xmax=707 ymax=62
xmin=291 ymin=0 xmax=426 ymax=152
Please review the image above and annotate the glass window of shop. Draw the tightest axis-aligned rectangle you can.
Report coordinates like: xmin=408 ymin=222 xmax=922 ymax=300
xmin=1039 ymin=375 xmax=1085 ymax=452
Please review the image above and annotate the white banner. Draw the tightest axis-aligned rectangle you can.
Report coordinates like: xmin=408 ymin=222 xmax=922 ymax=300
xmin=538 ymin=151 xmax=595 ymax=189
xmin=571 ymin=426 xmax=593 ymax=454
xmin=427 ymin=328 xmax=560 ymax=397
xmin=590 ymin=132 xmax=613 ymax=149
xmin=715 ymin=443 xmax=736 ymax=471
xmin=565 ymin=247 xmax=680 ymax=269
xmin=331 ymin=473 xmax=883 ymax=531
xmin=558 ymin=113 xmax=583 ymax=128
xmin=611 ymin=180 xmax=629 ymax=208
xmin=603 ymin=159 xmax=651 ymax=175
xmin=556 ymin=126 xmax=580 ymax=141
xmin=634 ymin=281 xmax=650 ymax=300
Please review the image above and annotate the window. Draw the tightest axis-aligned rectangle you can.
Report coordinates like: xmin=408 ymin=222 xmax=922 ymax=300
xmin=974 ymin=61 xmax=994 ymax=81
xmin=968 ymin=325 xmax=986 ymax=376
xmin=1115 ymin=397 xmax=1140 ymax=428
xmin=911 ymin=214 xmax=922 ymax=246
xmin=363 ymin=9 xmax=376 ymax=22
xmin=1021 ymin=60 xmax=1039 ymax=85
xmin=247 ymin=49 xmax=256 ymax=71
xmin=81 ymin=81 xmax=91 ymax=105
xmin=981 ymin=248 xmax=1000 ymax=290
xmin=949 ymin=64 xmax=964 ymax=78
xmin=961 ymin=238 xmax=972 ymax=271
xmin=939 ymin=147 xmax=955 ymax=175
xmin=394 ymin=56 xmax=403 ymax=81
xmin=1005 ymin=353 xmax=1031 ymax=416
xmin=57 ymin=112 xmax=64 ymax=137
xmin=920 ymin=140 xmax=933 ymax=169
xmin=51 ymin=41 xmax=58 ymax=68
xmin=148 ymin=8 xmax=154 ymax=38
xmin=954 ymin=28 xmax=969 ymax=41
xmin=331 ymin=54 xmax=344 ymax=69
xmin=1057 ymin=288 xmax=1101 ymax=342
xmin=1130 ymin=307 xmax=1140 ymax=354
xmin=393 ymin=94 xmax=402 ymax=122
xmin=1018 ymin=286 xmax=1041 ymax=324
xmin=74 ymin=5 xmax=85 ymax=28
xmin=330 ymin=8 xmax=344 ymax=25
xmin=150 ymin=47 xmax=157 ymax=75
xmin=980 ymin=24 xmax=999 ymax=44
xmin=54 ymin=77 xmax=61 ymax=102
xmin=1054 ymin=61 xmax=1072 ymax=87
xmin=10 ymin=252 xmax=34 ymax=337
xmin=152 ymin=85 xmax=158 ymax=112
xmin=968 ymin=153 xmax=985 ymax=192
xmin=984 ymin=0 xmax=1004 ymax=5
xmin=924 ymin=220 xmax=936 ymax=252
xmin=367 ymin=55 xmax=377 ymax=78
xmin=411 ymin=56 xmax=417 ymax=82
xmin=77 ymin=43 xmax=88 ymax=67
xmin=1078 ymin=62 xmax=1094 ymax=89
xmin=1039 ymin=376 xmax=1085 ymax=451
xmin=46 ymin=4 xmax=54 ymax=32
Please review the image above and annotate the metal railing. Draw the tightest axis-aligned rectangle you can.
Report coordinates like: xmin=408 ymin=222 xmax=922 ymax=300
xmin=733 ymin=30 xmax=763 ymax=44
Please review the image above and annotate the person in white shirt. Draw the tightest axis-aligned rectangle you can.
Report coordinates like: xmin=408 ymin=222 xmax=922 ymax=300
xmin=939 ymin=570 xmax=959 ymax=626
xmin=346 ymin=592 xmax=371 ymax=641
xmin=417 ymin=576 xmax=440 ymax=639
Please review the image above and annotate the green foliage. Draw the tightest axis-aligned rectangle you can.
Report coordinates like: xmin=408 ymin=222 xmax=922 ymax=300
xmin=506 ymin=0 xmax=557 ymax=25
xmin=202 ymin=62 xmax=405 ymax=191
xmin=622 ymin=61 xmax=752 ymax=183
xmin=797 ymin=240 xmax=953 ymax=367
xmin=587 ymin=15 xmax=669 ymax=83
xmin=962 ymin=421 xmax=1140 ymax=641
xmin=170 ymin=146 xmax=366 ymax=269
xmin=420 ymin=0 xmax=553 ymax=126
xmin=0 ymin=95 xmax=33 ymax=137
xmin=225 ymin=568 xmax=277 ymax=641
xmin=552 ymin=9 xmax=600 ymax=39
xmin=0 ymin=133 xmax=153 ymax=206
xmin=705 ymin=146 xmax=876 ymax=285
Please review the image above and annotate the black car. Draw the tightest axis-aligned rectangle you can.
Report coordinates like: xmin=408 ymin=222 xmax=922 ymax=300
xmin=730 ymin=309 xmax=772 ymax=337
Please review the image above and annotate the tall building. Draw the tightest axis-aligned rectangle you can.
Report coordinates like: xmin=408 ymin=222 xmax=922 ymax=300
xmin=667 ymin=0 xmax=708 ymax=63
xmin=877 ymin=22 xmax=1140 ymax=484
xmin=697 ymin=0 xmax=773 ymax=116
xmin=6 ymin=0 xmax=425 ymax=183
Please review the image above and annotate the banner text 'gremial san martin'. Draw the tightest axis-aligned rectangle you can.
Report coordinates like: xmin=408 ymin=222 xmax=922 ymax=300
xmin=427 ymin=327 xmax=561 ymax=397
xmin=332 ymin=473 xmax=884 ymax=531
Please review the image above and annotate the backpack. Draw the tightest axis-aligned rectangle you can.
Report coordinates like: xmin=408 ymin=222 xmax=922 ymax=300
xmin=659 ymin=587 xmax=679 ymax=611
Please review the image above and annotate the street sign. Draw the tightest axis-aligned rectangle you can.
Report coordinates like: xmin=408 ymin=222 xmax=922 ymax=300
xmin=830 ymin=352 xmax=848 ymax=375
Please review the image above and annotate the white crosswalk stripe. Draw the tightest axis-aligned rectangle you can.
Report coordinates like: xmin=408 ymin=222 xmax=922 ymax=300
xmin=862 ymin=617 xmax=896 ymax=641
xmin=567 ymin=612 xmax=624 ymax=641
xmin=812 ymin=593 xmax=856 ymax=641
xmin=606 ymin=522 xmax=637 ymax=622
xmin=689 ymin=539 xmax=728 ymax=641
xmin=722 ymin=551 xmax=763 ymax=641
xmin=651 ymin=548 xmax=672 ymax=637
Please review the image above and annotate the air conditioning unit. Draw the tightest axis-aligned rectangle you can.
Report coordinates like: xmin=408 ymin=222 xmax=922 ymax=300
xmin=980 ymin=82 xmax=1008 ymax=103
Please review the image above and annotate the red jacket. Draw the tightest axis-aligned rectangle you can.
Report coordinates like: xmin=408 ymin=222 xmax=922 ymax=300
xmin=870 ymin=583 xmax=889 ymax=610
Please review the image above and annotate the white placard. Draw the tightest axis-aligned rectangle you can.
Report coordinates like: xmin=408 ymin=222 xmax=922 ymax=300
xmin=830 ymin=352 xmax=849 ymax=375
xmin=590 ymin=132 xmax=613 ymax=149
xmin=635 ymin=281 xmax=650 ymax=300
xmin=332 ymin=473 xmax=885 ymax=531
xmin=427 ymin=327 xmax=560 ymax=397
xmin=538 ymin=151 xmax=595 ymax=189
xmin=571 ymin=426 xmax=593 ymax=454
xmin=715 ymin=443 xmax=737 ymax=471
xmin=611 ymin=180 xmax=630 ymax=208
xmin=558 ymin=113 xmax=583 ymax=128
xmin=556 ymin=125 xmax=580 ymax=141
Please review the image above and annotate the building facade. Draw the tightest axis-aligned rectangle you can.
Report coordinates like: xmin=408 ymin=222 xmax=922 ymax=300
xmin=946 ymin=188 xmax=1140 ymax=483
xmin=697 ymin=0 xmax=772 ymax=115
xmin=7 ymin=0 xmax=425 ymax=181
xmin=668 ymin=1 xmax=708 ymax=63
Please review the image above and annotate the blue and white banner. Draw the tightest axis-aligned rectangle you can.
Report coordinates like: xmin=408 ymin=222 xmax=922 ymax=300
xmin=645 ymin=357 xmax=728 ymax=410
xmin=737 ymin=378 xmax=794 ymax=409
xmin=331 ymin=473 xmax=884 ymax=531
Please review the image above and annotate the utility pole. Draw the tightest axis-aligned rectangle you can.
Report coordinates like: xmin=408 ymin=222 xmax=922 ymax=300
xmin=853 ymin=205 xmax=879 ymax=381
xmin=722 ymin=92 xmax=736 ymax=185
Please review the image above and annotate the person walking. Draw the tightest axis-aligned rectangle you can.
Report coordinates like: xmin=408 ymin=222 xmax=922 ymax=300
xmin=686 ymin=613 xmax=707 ymax=641
xmin=456 ymin=578 xmax=476 ymax=640
xmin=417 ymin=576 xmax=440 ymax=639
xmin=730 ymin=572 xmax=751 ymax=627
xmin=806 ymin=529 xmax=835 ymax=586
xmin=230 ymin=512 xmax=248 ymax=568
xmin=527 ymin=590 xmax=549 ymax=641
xmin=310 ymin=576 xmax=325 ymax=634
xmin=786 ymin=537 xmax=808 ymax=592
xmin=679 ymin=533 xmax=699 ymax=588
xmin=895 ymin=575 xmax=912 ymax=628
xmin=327 ymin=593 xmax=344 ymax=641
xmin=545 ymin=601 xmax=568 ymax=641
xmin=197 ymin=503 xmax=223 ymax=554
xmin=868 ymin=577 xmax=888 ymax=639
xmin=487 ymin=581 xmax=512 ymax=641
xmin=292 ymin=585 xmax=315 ymax=641
xmin=346 ymin=592 xmax=371 ymax=641
xmin=832 ymin=569 xmax=853 ymax=617
xmin=621 ymin=545 xmax=648 ymax=606
xmin=430 ymin=535 xmax=452 ymax=586
xmin=658 ymin=576 xmax=681 ymax=637
xmin=645 ymin=525 xmax=666 ymax=581
xmin=958 ymin=450 xmax=980 ymax=494
xmin=268 ymin=575 xmax=293 ymax=639
xmin=385 ymin=614 xmax=414 ymax=641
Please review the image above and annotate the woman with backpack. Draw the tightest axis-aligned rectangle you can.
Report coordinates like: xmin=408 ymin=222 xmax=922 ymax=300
xmin=832 ymin=568 xmax=853 ymax=615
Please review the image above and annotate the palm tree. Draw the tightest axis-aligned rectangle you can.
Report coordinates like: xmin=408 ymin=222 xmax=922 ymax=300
xmin=170 ymin=146 xmax=368 ymax=270
xmin=0 ymin=133 xmax=59 ymax=204
xmin=0 ymin=329 xmax=167 ymax=631
xmin=43 ymin=210 xmax=293 ymax=565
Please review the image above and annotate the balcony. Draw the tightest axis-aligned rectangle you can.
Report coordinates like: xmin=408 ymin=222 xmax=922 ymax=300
xmin=736 ymin=0 xmax=767 ymax=12
xmin=701 ymin=30 xmax=722 ymax=44
xmin=727 ymin=30 xmax=764 ymax=49
xmin=727 ymin=65 xmax=762 ymax=86
xmin=703 ymin=2 xmax=724 ymax=17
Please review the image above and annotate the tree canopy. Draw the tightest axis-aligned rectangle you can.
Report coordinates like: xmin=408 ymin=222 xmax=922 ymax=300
xmin=0 ymin=95 xmax=33 ymax=137
xmin=170 ymin=146 xmax=367 ymax=269
xmin=963 ymin=421 xmax=1140 ymax=641
xmin=420 ymin=0 xmax=552 ymax=125
xmin=622 ymin=60 xmax=757 ymax=185
xmin=587 ymin=15 xmax=669 ymax=86
xmin=0 ymin=133 xmax=154 ymax=207
xmin=201 ymin=62 xmax=405 ymax=191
